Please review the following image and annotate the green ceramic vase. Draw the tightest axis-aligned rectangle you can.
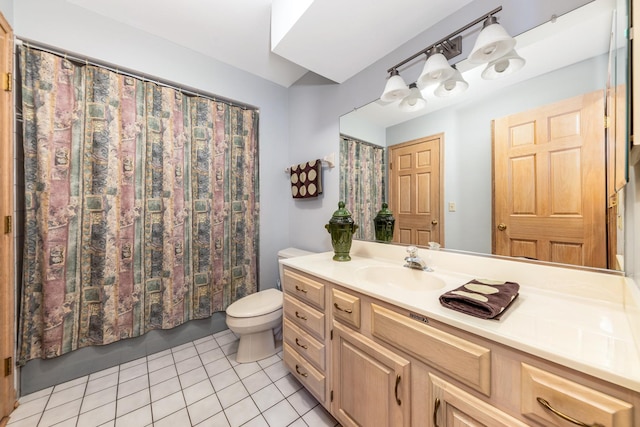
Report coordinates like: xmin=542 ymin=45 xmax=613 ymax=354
xmin=373 ymin=202 xmax=395 ymax=242
xmin=325 ymin=201 xmax=358 ymax=261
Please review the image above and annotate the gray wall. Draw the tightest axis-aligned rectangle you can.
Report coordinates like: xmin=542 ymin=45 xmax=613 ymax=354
xmin=0 ymin=0 xmax=11 ymax=25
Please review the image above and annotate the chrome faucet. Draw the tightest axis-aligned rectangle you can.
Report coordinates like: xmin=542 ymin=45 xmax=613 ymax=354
xmin=404 ymin=246 xmax=433 ymax=272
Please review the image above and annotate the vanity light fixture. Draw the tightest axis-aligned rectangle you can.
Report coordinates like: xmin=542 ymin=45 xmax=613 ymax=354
xmin=434 ymin=65 xmax=468 ymax=97
xmin=380 ymin=69 xmax=411 ymax=102
xmin=417 ymin=47 xmax=456 ymax=88
xmin=381 ymin=6 xmax=523 ymax=108
xmin=469 ymin=15 xmax=516 ymax=64
xmin=480 ymin=48 xmax=526 ymax=79
xmin=399 ymin=83 xmax=427 ymax=111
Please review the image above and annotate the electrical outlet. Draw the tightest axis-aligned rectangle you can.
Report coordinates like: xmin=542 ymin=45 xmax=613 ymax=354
xmin=448 ymin=202 xmax=456 ymax=212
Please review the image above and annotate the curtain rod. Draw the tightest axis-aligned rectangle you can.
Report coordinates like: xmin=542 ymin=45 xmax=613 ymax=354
xmin=16 ymin=38 xmax=259 ymax=112
xmin=340 ymin=134 xmax=385 ymax=149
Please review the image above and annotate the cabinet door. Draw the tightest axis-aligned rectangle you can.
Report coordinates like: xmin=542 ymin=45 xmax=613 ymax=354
xmin=332 ymin=322 xmax=410 ymax=427
xmin=430 ymin=374 xmax=528 ymax=427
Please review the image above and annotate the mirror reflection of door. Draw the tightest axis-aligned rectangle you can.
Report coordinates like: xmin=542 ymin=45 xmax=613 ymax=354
xmin=389 ymin=135 xmax=443 ymax=246
xmin=492 ymin=90 xmax=607 ymax=268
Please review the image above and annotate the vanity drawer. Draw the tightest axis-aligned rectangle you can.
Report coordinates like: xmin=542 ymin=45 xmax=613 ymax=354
xmin=284 ymin=293 xmax=325 ymax=340
xmin=283 ymin=342 xmax=326 ymax=404
xmin=332 ymin=288 xmax=361 ymax=329
xmin=283 ymin=268 xmax=325 ymax=310
xmin=521 ymin=363 xmax=633 ymax=427
xmin=371 ymin=303 xmax=491 ymax=396
xmin=283 ymin=317 xmax=325 ymax=371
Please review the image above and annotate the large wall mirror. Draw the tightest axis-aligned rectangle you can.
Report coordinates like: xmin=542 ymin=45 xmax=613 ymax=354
xmin=340 ymin=0 xmax=629 ymax=272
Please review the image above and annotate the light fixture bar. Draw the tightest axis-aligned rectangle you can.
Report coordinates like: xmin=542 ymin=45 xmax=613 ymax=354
xmin=386 ymin=6 xmax=502 ymax=74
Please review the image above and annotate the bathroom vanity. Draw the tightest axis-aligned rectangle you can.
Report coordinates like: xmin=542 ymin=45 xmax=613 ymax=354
xmin=281 ymin=241 xmax=640 ymax=427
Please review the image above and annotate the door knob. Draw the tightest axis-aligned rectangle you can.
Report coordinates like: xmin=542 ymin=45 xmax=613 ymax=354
xmin=431 ymin=219 xmax=438 ymax=225
xmin=497 ymin=223 xmax=507 ymax=231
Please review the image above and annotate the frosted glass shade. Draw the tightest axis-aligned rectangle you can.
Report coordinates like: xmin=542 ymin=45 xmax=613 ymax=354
xmin=434 ymin=68 xmax=468 ymax=97
xmin=399 ymin=84 xmax=426 ymax=112
xmin=417 ymin=52 xmax=455 ymax=87
xmin=381 ymin=71 xmax=411 ymax=102
xmin=481 ymin=49 xmax=526 ymax=79
xmin=469 ymin=19 xmax=516 ymax=64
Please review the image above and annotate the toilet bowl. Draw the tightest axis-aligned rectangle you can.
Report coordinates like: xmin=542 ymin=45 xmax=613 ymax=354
xmin=225 ymin=247 xmax=313 ymax=363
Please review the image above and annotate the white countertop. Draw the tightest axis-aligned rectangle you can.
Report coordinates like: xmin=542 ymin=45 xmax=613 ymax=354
xmin=280 ymin=243 xmax=640 ymax=393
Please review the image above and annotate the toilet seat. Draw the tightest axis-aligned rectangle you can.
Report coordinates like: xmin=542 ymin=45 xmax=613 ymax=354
xmin=226 ymin=288 xmax=283 ymax=318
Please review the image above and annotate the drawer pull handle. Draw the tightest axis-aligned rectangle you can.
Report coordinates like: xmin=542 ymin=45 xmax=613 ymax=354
xmin=334 ymin=302 xmax=353 ymax=314
xmin=295 ymin=285 xmax=307 ymax=293
xmin=295 ymin=338 xmax=308 ymax=349
xmin=433 ymin=398 xmax=440 ymax=427
xmin=394 ymin=375 xmax=401 ymax=405
xmin=295 ymin=311 xmax=307 ymax=321
xmin=536 ymin=397 xmax=604 ymax=427
xmin=295 ymin=364 xmax=308 ymax=377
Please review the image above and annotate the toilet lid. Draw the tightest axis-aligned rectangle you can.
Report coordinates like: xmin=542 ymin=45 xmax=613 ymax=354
xmin=226 ymin=288 xmax=283 ymax=318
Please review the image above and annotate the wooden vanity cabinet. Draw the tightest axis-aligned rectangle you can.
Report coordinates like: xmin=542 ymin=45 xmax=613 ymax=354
xmin=282 ymin=268 xmax=330 ymax=406
xmin=281 ymin=266 xmax=640 ymax=426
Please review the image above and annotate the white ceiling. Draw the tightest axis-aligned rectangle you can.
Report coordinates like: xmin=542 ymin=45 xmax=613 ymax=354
xmin=66 ymin=0 xmax=474 ymax=87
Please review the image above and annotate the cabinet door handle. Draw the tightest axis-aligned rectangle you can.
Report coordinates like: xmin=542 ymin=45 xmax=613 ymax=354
xmin=333 ymin=302 xmax=353 ymax=314
xmin=536 ymin=397 xmax=604 ymax=427
xmin=295 ymin=364 xmax=308 ymax=377
xmin=394 ymin=375 xmax=401 ymax=405
xmin=295 ymin=311 xmax=307 ymax=321
xmin=295 ymin=338 xmax=308 ymax=349
xmin=295 ymin=285 xmax=307 ymax=293
xmin=433 ymin=398 xmax=440 ymax=427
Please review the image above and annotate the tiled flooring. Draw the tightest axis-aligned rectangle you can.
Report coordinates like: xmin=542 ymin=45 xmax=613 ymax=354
xmin=7 ymin=329 xmax=339 ymax=427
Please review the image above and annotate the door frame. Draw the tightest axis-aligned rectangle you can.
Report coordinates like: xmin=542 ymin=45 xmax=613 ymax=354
xmin=0 ymin=10 xmax=15 ymax=425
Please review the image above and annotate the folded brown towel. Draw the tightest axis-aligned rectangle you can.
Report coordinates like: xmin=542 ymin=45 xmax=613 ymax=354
xmin=439 ymin=279 xmax=519 ymax=320
xmin=290 ymin=159 xmax=323 ymax=199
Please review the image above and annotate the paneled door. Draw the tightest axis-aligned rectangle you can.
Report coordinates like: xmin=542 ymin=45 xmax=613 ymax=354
xmin=0 ymin=10 xmax=15 ymax=426
xmin=389 ymin=134 xmax=443 ymax=246
xmin=493 ymin=90 xmax=606 ymax=268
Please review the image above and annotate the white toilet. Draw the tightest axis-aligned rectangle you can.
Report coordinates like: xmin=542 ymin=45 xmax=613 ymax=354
xmin=226 ymin=247 xmax=313 ymax=363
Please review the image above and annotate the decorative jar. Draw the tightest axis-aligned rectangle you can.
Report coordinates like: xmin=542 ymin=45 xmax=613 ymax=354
xmin=325 ymin=201 xmax=358 ymax=261
xmin=373 ymin=202 xmax=395 ymax=242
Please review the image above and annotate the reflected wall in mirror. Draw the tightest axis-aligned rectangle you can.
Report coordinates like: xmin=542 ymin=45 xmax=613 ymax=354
xmin=339 ymin=0 xmax=628 ymax=271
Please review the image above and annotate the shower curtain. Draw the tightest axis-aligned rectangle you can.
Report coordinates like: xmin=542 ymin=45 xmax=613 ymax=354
xmin=339 ymin=135 xmax=385 ymax=240
xmin=18 ymin=47 xmax=259 ymax=364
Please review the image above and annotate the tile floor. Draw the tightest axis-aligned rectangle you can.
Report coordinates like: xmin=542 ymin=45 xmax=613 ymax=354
xmin=7 ymin=329 xmax=340 ymax=427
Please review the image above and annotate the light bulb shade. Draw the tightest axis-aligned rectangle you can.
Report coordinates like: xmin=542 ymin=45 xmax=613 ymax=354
xmin=434 ymin=69 xmax=468 ymax=97
xmin=481 ymin=49 xmax=525 ymax=79
xmin=469 ymin=18 xmax=516 ymax=64
xmin=417 ymin=52 xmax=455 ymax=87
xmin=381 ymin=71 xmax=411 ymax=102
xmin=399 ymin=84 xmax=426 ymax=112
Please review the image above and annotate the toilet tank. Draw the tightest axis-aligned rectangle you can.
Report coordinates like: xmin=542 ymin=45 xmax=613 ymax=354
xmin=277 ymin=247 xmax=314 ymax=289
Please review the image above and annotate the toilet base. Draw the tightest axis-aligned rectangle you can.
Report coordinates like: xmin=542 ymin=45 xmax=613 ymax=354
xmin=236 ymin=329 xmax=277 ymax=363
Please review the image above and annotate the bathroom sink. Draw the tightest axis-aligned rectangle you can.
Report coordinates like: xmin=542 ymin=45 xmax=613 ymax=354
xmin=354 ymin=265 xmax=445 ymax=292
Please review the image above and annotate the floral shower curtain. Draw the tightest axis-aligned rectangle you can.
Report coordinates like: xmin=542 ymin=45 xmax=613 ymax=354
xmin=339 ymin=135 xmax=385 ymax=240
xmin=18 ymin=47 xmax=259 ymax=364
